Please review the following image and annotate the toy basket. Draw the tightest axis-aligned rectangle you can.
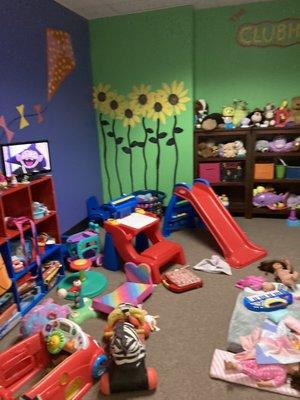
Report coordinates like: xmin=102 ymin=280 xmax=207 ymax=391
xmin=133 ymin=190 xmax=166 ymax=217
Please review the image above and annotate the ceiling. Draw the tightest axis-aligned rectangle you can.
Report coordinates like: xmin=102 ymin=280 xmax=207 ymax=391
xmin=55 ymin=0 xmax=272 ymax=20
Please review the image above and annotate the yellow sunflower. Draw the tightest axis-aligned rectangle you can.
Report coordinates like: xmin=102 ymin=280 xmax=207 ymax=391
xmin=146 ymin=92 xmax=173 ymax=124
xmin=129 ymin=84 xmax=153 ymax=116
xmin=158 ymin=80 xmax=190 ymax=115
xmin=93 ymin=83 xmax=112 ymax=114
xmin=106 ymin=91 xmax=125 ymax=119
xmin=119 ymin=102 xmax=140 ymax=127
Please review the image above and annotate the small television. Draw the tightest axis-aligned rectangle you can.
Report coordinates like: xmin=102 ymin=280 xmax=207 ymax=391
xmin=1 ymin=140 xmax=52 ymax=180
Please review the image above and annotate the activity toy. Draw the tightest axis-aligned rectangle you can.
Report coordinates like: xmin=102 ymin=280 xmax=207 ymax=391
xmin=235 ymin=275 xmax=267 ymax=291
xmin=99 ymin=305 xmax=157 ymax=395
xmin=92 ymin=262 xmax=153 ymax=315
xmin=0 ymin=318 xmax=107 ymax=399
xmin=162 ymin=265 xmax=203 ymax=293
xmin=163 ymin=179 xmax=267 ymax=268
xmin=243 ymin=289 xmax=293 ymax=312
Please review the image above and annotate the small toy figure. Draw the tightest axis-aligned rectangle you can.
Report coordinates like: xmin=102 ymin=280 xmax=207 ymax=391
xmin=258 ymin=259 xmax=299 ymax=290
xmin=224 ymin=359 xmax=300 ymax=388
xmin=57 ymin=279 xmax=84 ymax=309
xmin=222 ymin=106 xmax=235 ymax=129
xmin=0 ymin=171 xmax=8 ymax=190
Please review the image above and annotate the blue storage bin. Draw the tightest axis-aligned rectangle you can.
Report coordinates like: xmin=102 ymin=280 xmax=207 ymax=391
xmin=286 ymin=166 xmax=300 ymax=179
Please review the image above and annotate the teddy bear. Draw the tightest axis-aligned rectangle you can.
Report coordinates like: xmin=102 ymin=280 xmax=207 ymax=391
xmin=288 ymin=96 xmax=300 ymax=125
xmin=234 ymin=140 xmax=246 ymax=157
xmin=218 ymin=142 xmax=236 ymax=158
xmin=198 ymin=141 xmax=218 ymax=158
xmin=263 ymin=103 xmax=276 ymax=127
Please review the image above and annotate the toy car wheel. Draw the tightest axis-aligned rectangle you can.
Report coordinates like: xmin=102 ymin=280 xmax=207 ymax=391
xmin=92 ymin=354 xmax=108 ymax=379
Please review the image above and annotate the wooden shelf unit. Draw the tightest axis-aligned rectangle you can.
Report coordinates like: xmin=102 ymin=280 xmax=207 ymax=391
xmin=194 ymin=126 xmax=300 ymax=218
xmin=0 ymin=176 xmax=64 ymax=339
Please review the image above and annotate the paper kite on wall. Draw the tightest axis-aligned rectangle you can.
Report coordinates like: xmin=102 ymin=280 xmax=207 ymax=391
xmin=47 ymin=28 xmax=76 ymax=101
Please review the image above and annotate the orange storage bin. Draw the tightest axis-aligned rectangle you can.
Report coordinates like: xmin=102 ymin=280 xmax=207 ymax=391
xmin=254 ymin=163 xmax=274 ymax=179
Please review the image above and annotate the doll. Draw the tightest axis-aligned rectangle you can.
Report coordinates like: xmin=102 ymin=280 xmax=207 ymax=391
xmin=224 ymin=359 xmax=300 ymax=388
xmin=258 ymin=259 xmax=299 ymax=291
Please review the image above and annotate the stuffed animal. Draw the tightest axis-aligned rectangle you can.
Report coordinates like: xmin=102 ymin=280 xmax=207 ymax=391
xmin=263 ymin=103 xmax=276 ymax=127
xmin=288 ymin=96 xmax=300 ymax=125
xmin=293 ymin=136 xmax=300 ymax=151
xmin=255 ymin=139 xmax=269 ymax=153
xmin=247 ymin=108 xmax=264 ymax=127
xmin=198 ymin=142 xmax=216 ymax=158
xmin=240 ymin=117 xmax=251 ymax=128
xmin=194 ymin=99 xmax=208 ymax=128
xmin=234 ymin=140 xmax=246 ymax=157
xmin=268 ymin=136 xmax=294 ymax=152
xmin=275 ymin=100 xmax=290 ymax=127
xmin=201 ymin=113 xmax=224 ymax=131
xmin=232 ymin=100 xmax=248 ymax=127
xmin=218 ymin=142 xmax=236 ymax=158
xmin=222 ymin=106 xmax=235 ymax=129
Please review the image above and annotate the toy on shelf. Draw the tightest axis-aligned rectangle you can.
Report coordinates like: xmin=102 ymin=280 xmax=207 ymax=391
xmin=288 ymin=96 xmax=300 ymax=125
xmin=93 ymin=262 xmax=153 ymax=315
xmin=258 ymin=259 xmax=299 ymax=291
xmin=198 ymin=141 xmax=218 ymax=158
xmin=163 ymin=179 xmax=267 ymax=268
xmin=66 ymin=221 xmax=101 ymax=265
xmin=20 ymin=297 xmax=70 ymax=337
xmin=252 ymin=186 xmax=289 ymax=209
xmin=201 ymin=113 xmax=225 ymax=131
xmin=247 ymin=108 xmax=265 ymax=127
xmin=232 ymin=100 xmax=248 ymax=128
xmin=218 ymin=194 xmax=229 ymax=208
xmin=102 ymin=195 xmax=185 ymax=284
xmin=194 ymin=99 xmax=208 ymax=128
xmin=9 ymin=174 xmax=18 ymax=187
xmin=99 ymin=305 xmax=157 ymax=395
xmin=222 ymin=105 xmax=235 ymax=129
xmin=243 ymin=288 xmax=293 ymax=312
xmin=268 ymin=136 xmax=295 ymax=153
xmin=162 ymin=265 xmax=203 ymax=293
xmin=0 ymin=318 xmax=107 ymax=399
xmin=217 ymin=140 xmax=246 ymax=158
xmin=255 ymin=139 xmax=269 ymax=153
xmin=263 ymin=103 xmax=276 ymax=127
xmin=32 ymin=201 xmax=50 ymax=220
xmin=274 ymin=100 xmax=290 ymax=127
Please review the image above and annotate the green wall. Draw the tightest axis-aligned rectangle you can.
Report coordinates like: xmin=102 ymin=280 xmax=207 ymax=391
xmin=90 ymin=6 xmax=194 ymax=202
xmin=195 ymin=0 xmax=300 ymax=112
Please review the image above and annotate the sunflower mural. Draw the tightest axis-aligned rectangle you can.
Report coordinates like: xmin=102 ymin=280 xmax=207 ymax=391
xmin=93 ymin=81 xmax=190 ymax=201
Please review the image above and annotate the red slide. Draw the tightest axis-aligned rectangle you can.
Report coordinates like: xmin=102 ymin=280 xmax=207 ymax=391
xmin=174 ymin=180 xmax=267 ymax=268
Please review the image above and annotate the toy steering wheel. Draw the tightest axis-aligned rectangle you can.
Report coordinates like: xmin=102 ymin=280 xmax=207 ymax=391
xmin=46 ymin=329 xmax=66 ymax=354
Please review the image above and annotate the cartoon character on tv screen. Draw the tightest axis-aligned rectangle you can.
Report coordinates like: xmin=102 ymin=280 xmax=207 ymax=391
xmin=6 ymin=144 xmax=48 ymax=176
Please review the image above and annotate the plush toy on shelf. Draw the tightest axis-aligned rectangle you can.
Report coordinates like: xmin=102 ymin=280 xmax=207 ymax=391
xmin=201 ymin=113 xmax=225 ymax=131
xmin=194 ymin=99 xmax=208 ymax=128
xmin=247 ymin=108 xmax=265 ymax=127
xmin=274 ymin=100 xmax=290 ymax=127
xmin=222 ymin=105 xmax=235 ymax=129
xmin=288 ymin=96 xmax=300 ymax=125
xmin=218 ymin=142 xmax=236 ymax=158
xmin=198 ymin=141 xmax=218 ymax=158
xmin=234 ymin=140 xmax=246 ymax=157
xmin=255 ymin=139 xmax=269 ymax=153
xmin=263 ymin=103 xmax=276 ymax=127
xmin=232 ymin=100 xmax=248 ymax=127
xmin=268 ymin=136 xmax=295 ymax=153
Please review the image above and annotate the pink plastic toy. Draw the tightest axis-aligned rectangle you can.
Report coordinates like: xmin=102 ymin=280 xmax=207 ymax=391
xmin=93 ymin=262 xmax=153 ymax=314
xmin=235 ymin=275 xmax=267 ymax=291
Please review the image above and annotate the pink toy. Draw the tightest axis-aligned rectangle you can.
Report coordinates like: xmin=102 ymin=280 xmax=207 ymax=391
xmin=20 ymin=298 xmax=71 ymax=337
xmin=268 ymin=136 xmax=294 ymax=153
xmin=235 ymin=275 xmax=267 ymax=291
xmin=93 ymin=262 xmax=153 ymax=314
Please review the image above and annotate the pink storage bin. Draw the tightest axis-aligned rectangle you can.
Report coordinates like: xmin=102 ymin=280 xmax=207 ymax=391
xmin=198 ymin=163 xmax=220 ymax=183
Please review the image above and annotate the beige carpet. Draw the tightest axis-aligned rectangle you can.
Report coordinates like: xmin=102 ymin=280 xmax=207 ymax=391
xmin=1 ymin=217 xmax=299 ymax=400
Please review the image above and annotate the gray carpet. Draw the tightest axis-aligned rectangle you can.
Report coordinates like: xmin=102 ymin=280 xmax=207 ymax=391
xmin=1 ymin=217 xmax=299 ymax=399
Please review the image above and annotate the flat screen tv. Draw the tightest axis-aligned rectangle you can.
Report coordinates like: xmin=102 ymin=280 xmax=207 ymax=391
xmin=1 ymin=140 xmax=52 ymax=179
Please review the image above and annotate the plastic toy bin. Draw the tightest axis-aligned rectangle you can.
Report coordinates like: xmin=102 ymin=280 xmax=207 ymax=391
xmin=254 ymin=163 xmax=274 ymax=180
xmin=286 ymin=166 xmax=300 ymax=179
xmin=198 ymin=163 xmax=220 ymax=183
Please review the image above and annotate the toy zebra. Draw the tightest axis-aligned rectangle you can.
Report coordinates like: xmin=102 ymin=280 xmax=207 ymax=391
xmin=99 ymin=320 xmax=158 ymax=394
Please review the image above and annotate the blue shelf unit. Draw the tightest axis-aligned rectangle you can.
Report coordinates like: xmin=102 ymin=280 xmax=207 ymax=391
xmin=0 ymin=242 xmax=65 ymax=339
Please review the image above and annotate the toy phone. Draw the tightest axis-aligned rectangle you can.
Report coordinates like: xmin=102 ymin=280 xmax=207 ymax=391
xmin=162 ymin=266 xmax=203 ymax=293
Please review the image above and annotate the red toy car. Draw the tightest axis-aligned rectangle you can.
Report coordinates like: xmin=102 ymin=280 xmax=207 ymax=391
xmin=0 ymin=318 xmax=107 ymax=399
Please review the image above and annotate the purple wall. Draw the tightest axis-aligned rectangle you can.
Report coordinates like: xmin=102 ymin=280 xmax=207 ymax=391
xmin=0 ymin=0 xmax=101 ymax=232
